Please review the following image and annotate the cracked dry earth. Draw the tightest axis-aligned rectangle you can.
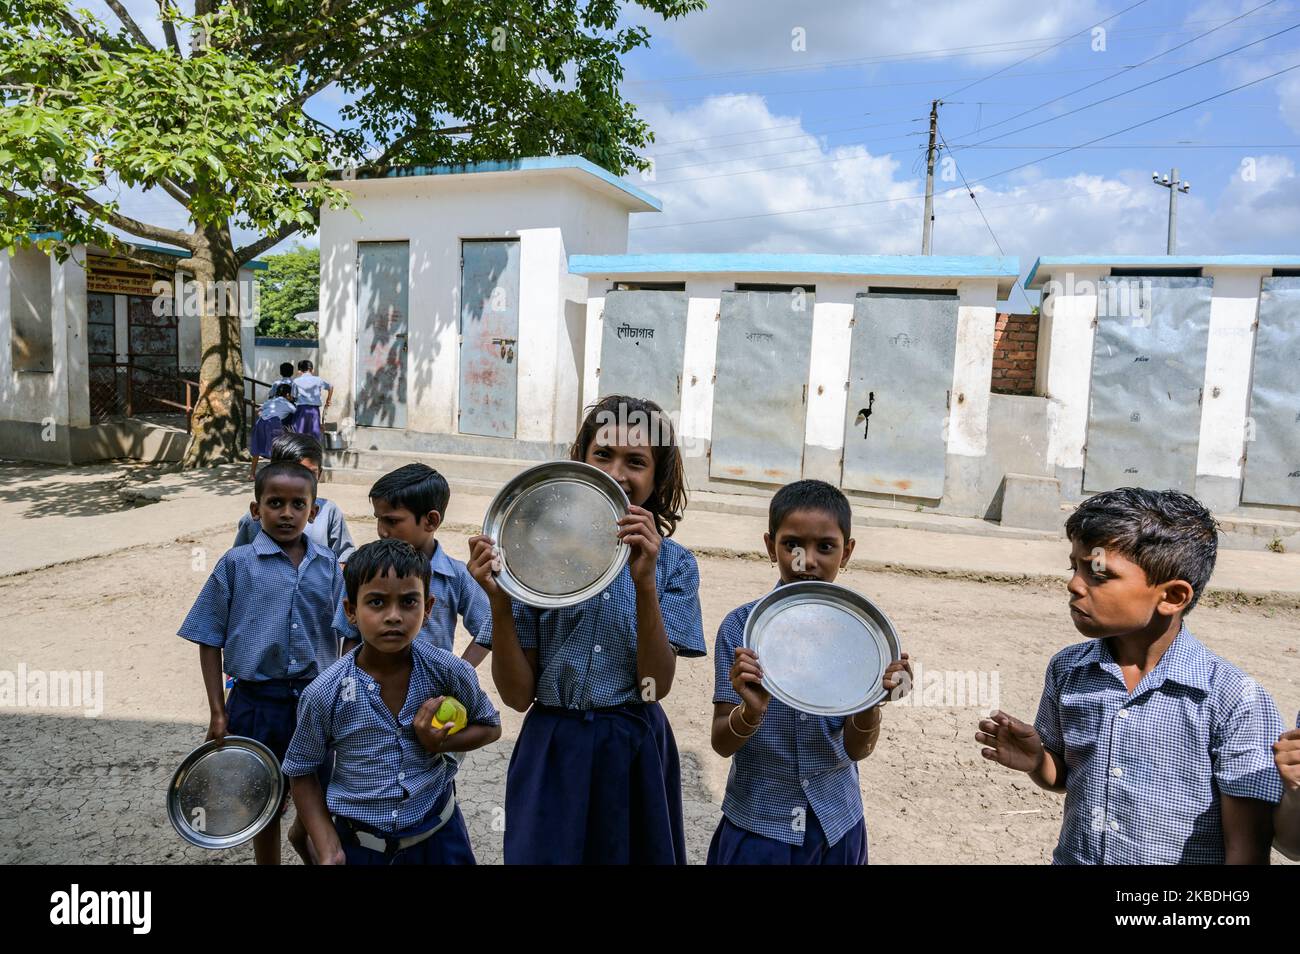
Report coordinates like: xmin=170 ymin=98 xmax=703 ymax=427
xmin=1 ymin=528 xmax=1296 ymax=864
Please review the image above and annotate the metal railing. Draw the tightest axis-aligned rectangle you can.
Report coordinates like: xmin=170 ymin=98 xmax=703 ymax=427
xmin=88 ymin=357 xmax=270 ymax=435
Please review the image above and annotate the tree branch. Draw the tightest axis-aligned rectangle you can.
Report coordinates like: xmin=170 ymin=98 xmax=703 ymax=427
xmin=373 ymin=124 xmax=474 ymax=166
xmin=156 ymin=1 xmax=183 ymax=55
xmin=156 ymin=175 xmax=194 ymax=206
xmin=50 ymin=181 xmax=195 ymax=249
xmin=234 ymin=209 xmax=319 ymax=265
xmin=104 ymin=0 xmax=156 ymax=49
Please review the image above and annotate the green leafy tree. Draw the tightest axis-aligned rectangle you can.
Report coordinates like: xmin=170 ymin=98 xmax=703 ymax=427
xmin=256 ymin=245 xmax=319 ymax=339
xmin=0 ymin=0 xmax=703 ymax=465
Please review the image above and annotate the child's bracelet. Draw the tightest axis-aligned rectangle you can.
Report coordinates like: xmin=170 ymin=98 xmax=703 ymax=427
xmin=736 ymin=703 xmax=762 ymax=729
xmin=728 ymin=705 xmax=758 ymax=738
xmin=850 ymin=707 xmax=882 ymax=732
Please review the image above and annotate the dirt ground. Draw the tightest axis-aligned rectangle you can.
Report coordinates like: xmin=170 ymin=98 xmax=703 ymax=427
xmin=0 ymin=526 xmax=1296 ymax=865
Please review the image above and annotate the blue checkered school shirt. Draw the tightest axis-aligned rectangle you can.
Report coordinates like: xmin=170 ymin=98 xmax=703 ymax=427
xmin=233 ymin=498 xmax=356 ymax=563
xmin=178 ymin=532 xmax=343 ymax=682
xmin=333 ymin=541 xmax=492 ymax=653
xmin=1034 ymin=626 xmax=1285 ymax=865
xmin=480 ymin=536 xmax=705 ymax=709
xmin=290 ymin=373 xmax=331 ymax=406
xmin=282 ymin=639 xmax=500 ymax=832
xmin=714 ymin=594 xmax=863 ymax=847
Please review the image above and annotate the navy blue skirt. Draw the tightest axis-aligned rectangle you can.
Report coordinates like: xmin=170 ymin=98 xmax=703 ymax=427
xmin=706 ymin=810 xmax=868 ymax=865
xmin=227 ymin=678 xmax=329 ymax=811
xmin=291 ymin=404 xmax=322 ymax=438
xmin=249 ymin=416 xmax=285 ymax=458
xmin=504 ymin=702 xmax=687 ymax=865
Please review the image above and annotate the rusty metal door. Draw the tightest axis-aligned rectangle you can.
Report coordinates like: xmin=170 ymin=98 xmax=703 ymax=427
xmin=1242 ymin=277 xmax=1300 ymax=505
xmin=598 ymin=289 xmax=687 ymax=417
xmin=354 ymin=241 xmax=409 ymax=428
xmin=459 ymin=240 xmax=520 ymax=438
xmin=709 ymin=289 xmax=814 ymax=483
xmin=1083 ymin=276 xmax=1212 ymax=493
xmin=127 ymin=294 xmax=179 ymax=413
xmin=841 ymin=292 xmax=959 ymax=499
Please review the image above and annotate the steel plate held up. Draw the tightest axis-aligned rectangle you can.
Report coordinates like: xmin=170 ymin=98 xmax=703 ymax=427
xmin=710 ymin=290 xmax=814 ymax=484
xmin=598 ymin=290 xmax=688 ymax=417
xmin=841 ymin=292 xmax=959 ymax=499
xmin=1083 ymin=276 xmax=1212 ymax=493
xmin=1242 ymin=277 xmax=1300 ymax=506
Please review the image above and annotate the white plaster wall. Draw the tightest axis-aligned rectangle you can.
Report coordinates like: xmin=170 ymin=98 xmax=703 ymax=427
xmin=1195 ymin=269 xmax=1263 ymax=481
xmin=948 ymin=280 xmax=997 ymax=457
xmin=678 ymin=280 xmax=726 ymax=462
xmin=580 ymin=289 xmax=605 ymax=415
xmin=803 ymin=281 xmax=856 ymax=460
xmin=0 ymin=246 xmax=82 ymax=428
xmin=317 ymin=173 xmax=634 ymax=440
xmin=59 ymin=254 xmax=89 ymax=427
xmin=1039 ymin=269 xmax=1103 ymax=472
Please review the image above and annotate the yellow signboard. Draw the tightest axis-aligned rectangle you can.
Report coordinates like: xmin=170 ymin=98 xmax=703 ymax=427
xmin=86 ymin=254 xmax=173 ymax=296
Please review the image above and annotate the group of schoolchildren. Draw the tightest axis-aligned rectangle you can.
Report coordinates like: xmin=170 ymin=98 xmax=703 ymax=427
xmin=249 ymin=360 xmax=335 ymax=479
xmin=178 ymin=392 xmax=1300 ymax=866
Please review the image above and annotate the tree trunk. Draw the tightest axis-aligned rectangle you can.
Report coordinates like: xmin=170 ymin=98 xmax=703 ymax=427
xmin=180 ymin=223 xmax=247 ymax=468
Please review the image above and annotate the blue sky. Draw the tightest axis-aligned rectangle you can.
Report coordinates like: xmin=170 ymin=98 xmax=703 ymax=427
xmin=88 ymin=0 xmax=1300 ymax=305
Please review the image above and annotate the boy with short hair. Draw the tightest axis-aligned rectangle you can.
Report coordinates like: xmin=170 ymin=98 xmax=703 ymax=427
xmin=977 ymin=487 xmax=1285 ymax=864
xmin=272 ymin=361 xmax=295 ymax=391
xmin=178 ymin=460 xmax=343 ymax=865
xmin=708 ymin=479 xmax=911 ymax=865
xmin=284 ymin=538 xmax=501 ymax=865
xmin=333 ymin=463 xmax=491 ymax=666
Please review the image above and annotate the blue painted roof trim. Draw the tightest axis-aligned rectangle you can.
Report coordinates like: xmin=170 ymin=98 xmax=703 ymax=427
xmin=342 ymin=155 xmax=662 ymax=212
xmin=568 ymin=253 xmax=1018 ymax=278
xmin=1025 ymin=255 xmax=1300 ymax=288
xmin=23 ymin=231 xmax=269 ymax=269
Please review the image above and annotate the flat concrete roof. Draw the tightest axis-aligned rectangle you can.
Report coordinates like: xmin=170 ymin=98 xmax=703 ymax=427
xmin=327 ymin=155 xmax=662 ymax=213
xmin=1026 ymin=255 xmax=1300 ymax=288
xmin=569 ymin=253 xmax=1021 ymax=297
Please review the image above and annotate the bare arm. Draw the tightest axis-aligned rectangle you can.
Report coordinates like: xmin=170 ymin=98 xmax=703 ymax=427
xmin=1273 ymin=789 xmax=1300 ymax=860
xmin=460 ymin=641 xmax=489 ymax=668
xmin=290 ymin=774 xmax=344 ymax=865
xmin=1221 ymin=793 xmax=1275 ymax=864
xmin=199 ymin=645 xmax=228 ymax=742
xmin=622 ymin=506 xmax=675 ymax=701
xmin=844 ymin=706 xmax=882 ymax=761
xmin=467 ymin=534 xmax=537 ymax=712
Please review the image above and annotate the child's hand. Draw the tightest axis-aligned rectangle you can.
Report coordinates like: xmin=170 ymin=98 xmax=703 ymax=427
xmin=882 ymin=652 xmax=912 ymax=702
xmin=730 ymin=647 xmax=770 ymax=718
xmin=466 ymin=535 xmax=502 ymax=598
xmin=1276 ymin=727 xmax=1300 ymax=792
xmin=618 ymin=505 xmax=661 ymax=585
xmin=412 ymin=696 xmax=454 ymax=755
xmin=976 ymin=710 xmax=1045 ymax=774
xmin=206 ymin=710 xmax=228 ymax=744
xmin=318 ymin=844 xmax=347 ymax=866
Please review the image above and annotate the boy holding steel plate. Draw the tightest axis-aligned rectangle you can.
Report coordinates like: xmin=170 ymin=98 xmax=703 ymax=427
xmin=709 ymin=479 xmax=912 ymax=865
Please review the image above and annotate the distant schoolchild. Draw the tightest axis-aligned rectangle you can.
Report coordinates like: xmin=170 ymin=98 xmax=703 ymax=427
xmin=272 ymin=361 xmax=296 ymax=391
xmin=709 ymin=479 xmax=911 ymax=865
xmin=976 ymin=488 xmax=1285 ymax=864
xmin=178 ymin=461 xmax=343 ymax=865
xmin=334 ymin=464 xmax=491 ymax=666
xmin=1275 ymin=712 xmax=1300 ymax=860
xmin=249 ymin=383 xmax=296 ymax=480
xmin=290 ymin=360 xmax=332 ymax=439
xmin=284 ymin=538 xmax=501 ymax=865
xmin=468 ymin=394 xmax=706 ymax=864
xmin=234 ymin=432 xmax=355 ymax=563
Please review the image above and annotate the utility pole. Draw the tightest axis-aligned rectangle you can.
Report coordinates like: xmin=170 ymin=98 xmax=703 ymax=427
xmin=921 ymin=99 xmax=940 ymax=255
xmin=1151 ymin=167 xmax=1190 ymax=254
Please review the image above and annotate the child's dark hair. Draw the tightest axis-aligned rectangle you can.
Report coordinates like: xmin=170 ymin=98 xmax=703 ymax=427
xmin=369 ymin=463 xmax=450 ymax=520
xmin=271 ymin=382 xmax=292 ymax=399
xmin=344 ymin=538 xmax=431 ymax=605
xmin=569 ymin=393 xmax=687 ymax=538
xmin=769 ymin=479 xmax=852 ymax=544
xmin=269 ymin=432 xmax=323 ymax=468
xmin=279 ymin=361 xmax=294 ymax=378
xmin=297 ymin=359 xmax=314 ymax=373
xmin=1065 ymin=488 xmax=1218 ymax=613
xmin=254 ymin=460 xmax=317 ymax=503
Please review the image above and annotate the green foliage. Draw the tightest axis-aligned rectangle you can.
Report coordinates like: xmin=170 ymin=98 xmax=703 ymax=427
xmin=255 ymin=245 xmax=319 ymax=338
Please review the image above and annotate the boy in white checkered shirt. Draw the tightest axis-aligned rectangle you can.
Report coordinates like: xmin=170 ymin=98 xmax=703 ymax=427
xmin=975 ymin=488 xmax=1285 ymax=864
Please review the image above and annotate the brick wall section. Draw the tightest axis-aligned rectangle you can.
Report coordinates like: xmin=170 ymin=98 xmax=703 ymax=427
xmin=991 ymin=312 xmax=1038 ymax=395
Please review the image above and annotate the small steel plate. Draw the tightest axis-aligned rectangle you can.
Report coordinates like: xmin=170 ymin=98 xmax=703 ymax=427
xmin=743 ymin=581 xmax=902 ymax=716
xmin=483 ymin=461 xmax=630 ymax=608
xmin=166 ymin=736 xmax=285 ymax=850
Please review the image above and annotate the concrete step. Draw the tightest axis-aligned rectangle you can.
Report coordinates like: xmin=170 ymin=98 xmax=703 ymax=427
xmin=324 ymin=447 xmax=534 ymax=484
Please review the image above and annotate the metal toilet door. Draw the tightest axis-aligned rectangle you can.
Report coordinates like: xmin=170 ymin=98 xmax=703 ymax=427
xmin=354 ymin=241 xmax=409 ymax=428
xmin=1242 ymin=277 xmax=1300 ymax=506
xmin=709 ymin=289 xmax=814 ymax=483
xmin=459 ymin=240 xmax=520 ymax=438
xmin=597 ymin=289 xmax=688 ymax=417
xmin=1083 ymin=276 xmax=1212 ymax=493
xmin=841 ymin=292 xmax=959 ymax=499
